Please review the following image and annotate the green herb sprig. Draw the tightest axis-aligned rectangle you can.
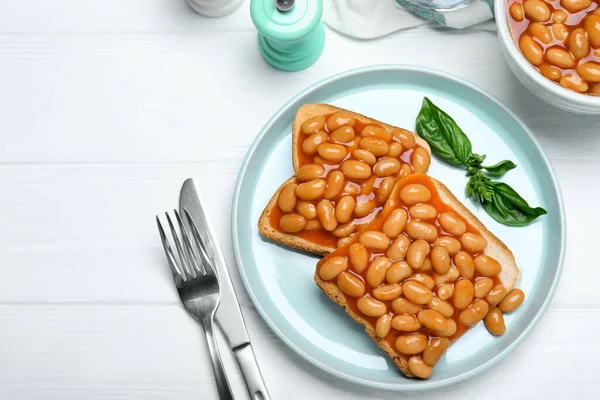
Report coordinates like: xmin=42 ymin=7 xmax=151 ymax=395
xmin=415 ymin=97 xmax=546 ymax=226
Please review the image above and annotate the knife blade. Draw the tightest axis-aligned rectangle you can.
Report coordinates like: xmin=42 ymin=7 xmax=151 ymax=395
xmin=179 ymin=178 xmax=271 ymax=400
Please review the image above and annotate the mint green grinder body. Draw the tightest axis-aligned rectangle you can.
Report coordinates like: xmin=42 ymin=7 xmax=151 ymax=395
xmin=250 ymin=0 xmax=325 ymax=72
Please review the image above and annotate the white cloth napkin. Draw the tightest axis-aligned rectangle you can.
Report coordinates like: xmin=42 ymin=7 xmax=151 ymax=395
xmin=323 ymin=0 xmax=496 ymax=39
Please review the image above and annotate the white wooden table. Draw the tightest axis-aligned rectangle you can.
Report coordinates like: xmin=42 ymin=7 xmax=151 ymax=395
xmin=1 ymin=1 xmax=599 ymax=399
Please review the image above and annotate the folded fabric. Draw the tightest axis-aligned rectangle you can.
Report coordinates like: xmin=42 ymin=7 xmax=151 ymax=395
xmin=323 ymin=0 xmax=495 ymax=39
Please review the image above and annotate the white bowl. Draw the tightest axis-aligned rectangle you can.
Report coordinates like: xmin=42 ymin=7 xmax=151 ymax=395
xmin=495 ymin=0 xmax=600 ymax=114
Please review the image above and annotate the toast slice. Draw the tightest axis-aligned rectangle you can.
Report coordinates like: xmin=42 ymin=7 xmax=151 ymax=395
xmin=259 ymin=104 xmax=432 ymax=255
xmin=315 ymin=174 xmax=520 ymax=378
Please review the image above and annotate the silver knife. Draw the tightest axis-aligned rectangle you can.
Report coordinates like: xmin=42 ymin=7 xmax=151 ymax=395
xmin=180 ymin=178 xmax=271 ymax=400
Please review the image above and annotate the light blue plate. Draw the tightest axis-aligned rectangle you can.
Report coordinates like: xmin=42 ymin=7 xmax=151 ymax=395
xmin=231 ymin=65 xmax=566 ymax=391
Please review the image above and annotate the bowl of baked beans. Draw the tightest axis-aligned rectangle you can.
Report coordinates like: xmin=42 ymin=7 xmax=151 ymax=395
xmin=495 ymin=0 xmax=600 ymax=114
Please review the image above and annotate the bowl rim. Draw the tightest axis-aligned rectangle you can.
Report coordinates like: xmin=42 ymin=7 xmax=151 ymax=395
xmin=494 ymin=0 xmax=600 ymax=106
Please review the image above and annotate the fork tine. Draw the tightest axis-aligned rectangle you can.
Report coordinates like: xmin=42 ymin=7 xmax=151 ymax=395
xmin=183 ymin=208 xmax=217 ymax=278
xmin=174 ymin=209 xmax=205 ymax=276
xmin=165 ymin=212 xmax=196 ymax=280
xmin=156 ymin=215 xmax=186 ymax=285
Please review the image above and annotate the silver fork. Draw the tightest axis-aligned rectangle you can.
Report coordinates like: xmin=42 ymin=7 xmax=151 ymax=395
xmin=156 ymin=209 xmax=234 ymax=400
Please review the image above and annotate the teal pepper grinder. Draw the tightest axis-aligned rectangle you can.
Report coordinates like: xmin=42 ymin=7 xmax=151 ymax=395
xmin=250 ymin=0 xmax=325 ymax=72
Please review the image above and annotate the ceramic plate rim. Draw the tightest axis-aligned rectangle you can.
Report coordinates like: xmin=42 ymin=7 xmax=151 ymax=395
xmin=231 ymin=65 xmax=566 ymax=391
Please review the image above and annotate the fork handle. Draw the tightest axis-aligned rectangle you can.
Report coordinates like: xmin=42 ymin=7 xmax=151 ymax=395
xmin=233 ymin=344 xmax=271 ymax=400
xmin=201 ymin=316 xmax=234 ymax=400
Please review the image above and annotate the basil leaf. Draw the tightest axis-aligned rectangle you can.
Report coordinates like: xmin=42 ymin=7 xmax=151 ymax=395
xmin=416 ymin=97 xmax=473 ymax=167
xmin=476 ymin=179 xmax=547 ymax=226
xmin=483 ymin=160 xmax=517 ymax=176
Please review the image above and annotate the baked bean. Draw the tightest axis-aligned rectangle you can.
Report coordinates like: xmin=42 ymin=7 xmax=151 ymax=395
xmin=297 ymin=164 xmax=325 ymax=182
xmin=474 ymin=255 xmax=502 ymax=277
xmin=360 ymin=137 xmax=389 ymax=157
xmin=429 ymin=296 xmax=454 ymax=318
xmin=433 ymin=266 xmax=460 ymax=286
xmin=510 ymin=2 xmax=524 ymax=21
xmin=439 ymin=212 xmax=466 ymax=236
xmin=411 ymin=273 xmax=434 ymax=290
xmin=524 ymin=0 xmax=551 ymax=22
xmin=553 ymin=9 xmax=567 ymax=23
xmin=399 ymin=163 xmax=413 ymax=179
xmin=434 ymin=236 xmax=461 ymax=255
xmin=279 ymin=213 xmax=306 ymax=233
xmin=411 ymin=147 xmax=431 ymax=174
xmin=361 ymin=125 xmax=392 ymax=141
xmin=296 ymin=179 xmax=326 ymax=201
xmin=386 ymin=235 xmax=411 ymax=261
xmin=392 ymin=297 xmax=424 ymax=314
xmin=351 ymin=149 xmax=376 ymax=165
xmin=305 ymin=219 xmax=321 ymax=231
xmin=317 ymin=199 xmax=337 ymax=232
xmin=417 ymin=309 xmax=447 ymax=331
xmin=296 ymin=201 xmax=317 ymax=220
xmin=409 ymin=204 xmax=438 ymax=220
xmin=367 ymin=256 xmax=391 ymax=287
xmin=540 ymin=63 xmax=562 ymax=81
xmin=374 ymin=157 xmax=401 ymax=177
xmin=354 ymin=196 xmax=376 ymax=217
xmin=420 ymin=258 xmax=432 ymax=272
xmin=592 ymin=83 xmax=600 ymax=95
xmin=431 ymin=246 xmax=451 ymax=274
xmin=302 ymin=116 xmax=326 ymax=134
xmin=423 ymin=337 xmax=450 ymax=366
xmin=474 ymin=277 xmax=494 ymax=298
xmin=393 ymin=129 xmax=416 ymax=149
xmin=376 ymin=314 xmax=392 ymax=338
xmin=338 ymin=236 xmax=353 ymax=248
xmin=406 ymin=239 xmax=431 ymax=269
xmin=569 ymin=28 xmax=590 ymax=60
xmin=312 ymin=156 xmax=326 ymax=166
xmin=302 ymin=131 xmax=328 ymax=155
xmin=499 ymin=288 xmax=525 ymax=313
xmin=561 ymin=0 xmax=592 ymax=13
xmin=335 ymin=196 xmax=355 ymax=224
xmin=340 ymin=160 xmax=372 ymax=180
xmin=577 ymin=62 xmax=600 ymax=83
xmin=359 ymin=232 xmax=390 ymax=252
xmin=406 ymin=220 xmax=438 ymax=242
xmin=408 ymin=356 xmax=432 ymax=379
xmin=594 ymin=8 xmax=600 ymax=16
xmin=585 ymin=15 xmax=600 ymax=47
xmin=560 ymin=74 xmax=589 ymax=93
xmin=486 ymin=284 xmax=508 ymax=307
xmin=332 ymin=222 xmax=356 ymax=238
xmin=460 ymin=233 xmax=488 ymax=253
xmin=485 ymin=307 xmax=506 ymax=335
xmin=382 ymin=209 xmax=408 ymax=239
xmin=546 ymin=47 xmax=576 ymax=68
xmin=551 ymin=23 xmax=569 ymax=42
xmin=395 ymin=334 xmax=428 ymax=354
xmin=324 ymin=171 xmax=345 ymax=200
xmin=388 ymin=142 xmax=403 ymax=157
xmin=329 ymin=126 xmax=355 ymax=144
xmin=337 ymin=271 xmax=365 ymax=298
xmin=529 ymin=22 xmax=552 ymax=44
xmin=453 ymin=278 xmax=475 ymax=310
xmin=349 ymin=243 xmax=369 ymax=272
xmin=360 ymin=175 xmax=377 ymax=195
xmin=519 ymin=34 xmax=544 ymax=66
xmin=377 ymin=176 xmax=396 ymax=202
xmin=402 ymin=280 xmax=433 ymax=305
xmin=400 ymin=184 xmax=431 ymax=205
xmin=327 ymin=112 xmax=356 ymax=131
xmin=458 ymin=299 xmax=489 ymax=326
xmin=318 ymin=143 xmax=348 ymax=163
xmin=319 ymin=256 xmax=348 ymax=280
xmin=435 ymin=318 xmax=457 ymax=337
xmin=278 ymin=183 xmax=297 ymax=212
xmin=357 ymin=297 xmax=387 ymax=317
xmin=386 ymin=261 xmax=413 ymax=284
xmin=373 ymin=284 xmax=402 ymax=301
xmin=437 ymin=283 xmax=454 ymax=301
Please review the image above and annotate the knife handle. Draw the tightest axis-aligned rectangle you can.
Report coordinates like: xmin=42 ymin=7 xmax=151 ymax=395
xmin=233 ymin=344 xmax=271 ymax=400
